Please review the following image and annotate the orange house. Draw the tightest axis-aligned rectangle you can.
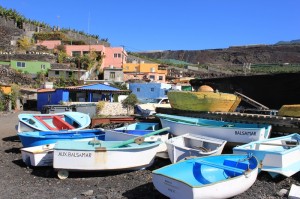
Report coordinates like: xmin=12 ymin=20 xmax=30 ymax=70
xmin=0 ymin=85 xmax=12 ymax=94
xmin=123 ymin=61 xmax=167 ymax=83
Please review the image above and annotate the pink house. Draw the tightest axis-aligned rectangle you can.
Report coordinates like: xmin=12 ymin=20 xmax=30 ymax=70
xmin=36 ymin=40 xmax=62 ymax=49
xmin=64 ymin=45 xmax=127 ymax=69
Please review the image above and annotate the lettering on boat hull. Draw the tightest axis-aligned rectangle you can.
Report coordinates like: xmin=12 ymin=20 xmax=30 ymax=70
xmin=235 ymin=131 xmax=256 ymax=136
xmin=57 ymin=151 xmax=92 ymax=158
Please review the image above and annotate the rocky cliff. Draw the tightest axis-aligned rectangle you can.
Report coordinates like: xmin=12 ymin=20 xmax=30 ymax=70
xmin=137 ymin=44 xmax=300 ymax=65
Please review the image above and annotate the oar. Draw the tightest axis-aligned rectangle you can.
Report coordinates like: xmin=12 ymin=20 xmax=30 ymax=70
xmin=258 ymin=142 xmax=298 ymax=147
xmin=108 ymin=127 xmax=170 ymax=148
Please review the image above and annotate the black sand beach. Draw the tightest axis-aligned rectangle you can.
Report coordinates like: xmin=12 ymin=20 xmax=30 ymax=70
xmin=0 ymin=111 xmax=299 ymax=199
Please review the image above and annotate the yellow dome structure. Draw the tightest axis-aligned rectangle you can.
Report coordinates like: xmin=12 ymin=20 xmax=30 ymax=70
xmin=198 ymin=85 xmax=214 ymax=92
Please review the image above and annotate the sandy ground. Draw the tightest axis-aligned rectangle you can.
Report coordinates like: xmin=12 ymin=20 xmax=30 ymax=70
xmin=0 ymin=111 xmax=299 ymax=199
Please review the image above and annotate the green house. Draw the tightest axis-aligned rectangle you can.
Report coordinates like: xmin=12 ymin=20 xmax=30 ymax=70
xmin=10 ymin=60 xmax=51 ymax=74
xmin=0 ymin=61 xmax=10 ymax=66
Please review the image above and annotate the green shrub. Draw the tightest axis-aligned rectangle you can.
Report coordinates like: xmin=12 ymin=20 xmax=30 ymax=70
xmin=96 ymin=101 xmax=105 ymax=112
xmin=122 ymin=94 xmax=138 ymax=115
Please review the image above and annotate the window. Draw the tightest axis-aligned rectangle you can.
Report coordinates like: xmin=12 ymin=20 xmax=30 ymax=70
xmin=137 ymin=88 xmax=140 ymax=92
xmin=159 ymin=76 xmax=163 ymax=80
xmin=151 ymin=88 xmax=154 ymax=92
xmin=68 ymin=71 xmax=72 ymax=77
xmin=83 ymin=51 xmax=89 ymax=55
xmin=17 ymin=62 xmax=26 ymax=68
xmin=41 ymin=64 xmax=46 ymax=70
xmin=72 ymin=51 xmax=81 ymax=57
xmin=149 ymin=75 xmax=155 ymax=80
xmin=110 ymin=72 xmax=115 ymax=79
xmin=114 ymin=53 xmax=121 ymax=58
xmin=55 ymin=71 xmax=59 ymax=75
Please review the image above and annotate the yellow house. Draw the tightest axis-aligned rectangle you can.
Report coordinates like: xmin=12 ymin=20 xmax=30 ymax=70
xmin=0 ymin=84 xmax=12 ymax=94
xmin=123 ymin=61 xmax=167 ymax=82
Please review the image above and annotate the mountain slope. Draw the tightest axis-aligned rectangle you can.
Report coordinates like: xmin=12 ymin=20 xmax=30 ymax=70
xmin=137 ymin=44 xmax=300 ymax=66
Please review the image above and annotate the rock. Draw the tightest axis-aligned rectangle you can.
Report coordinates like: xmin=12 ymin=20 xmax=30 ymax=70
xmin=95 ymin=195 xmax=108 ymax=199
xmin=81 ymin=190 xmax=94 ymax=196
xmin=98 ymin=187 xmax=107 ymax=194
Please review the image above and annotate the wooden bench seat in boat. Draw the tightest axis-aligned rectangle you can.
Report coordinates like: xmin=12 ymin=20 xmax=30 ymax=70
xmin=52 ymin=116 xmax=75 ymax=130
xmin=34 ymin=116 xmax=57 ymax=131
xmin=195 ymin=160 xmax=246 ymax=174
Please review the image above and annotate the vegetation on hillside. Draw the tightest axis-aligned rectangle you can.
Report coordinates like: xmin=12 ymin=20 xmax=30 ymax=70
xmin=250 ymin=64 xmax=300 ymax=74
xmin=17 ymin=36 xmax=34 ymax=51
xmin=109 ymin=82 xmax=128 ymax=90
xmin=0 ymin=5 xmax=103 ymax=41
xmin=0 ymin=84 xmax=20 ymax=111
xmin=33 ymin=32 xmax=68 ymax=41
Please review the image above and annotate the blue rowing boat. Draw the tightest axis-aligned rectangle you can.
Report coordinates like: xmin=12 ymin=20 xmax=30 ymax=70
xmin=152 ymin=154 xmax=258 ymax=199
xmin=18 ymin=129 xmax=105 ymax=147
xmin=18 ymin=112 xmax=91 ymax=133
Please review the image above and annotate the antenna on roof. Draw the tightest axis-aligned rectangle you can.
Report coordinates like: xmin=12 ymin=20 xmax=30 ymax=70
xmin=88 ymin=11 xmax=91 ymax=47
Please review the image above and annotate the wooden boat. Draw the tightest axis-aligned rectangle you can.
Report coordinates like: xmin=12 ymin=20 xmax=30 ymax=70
xmin=167 ymin=86 xmax=241 ymax=112
xmin=114 ymin=122 xmax=161 ymax=133
xmin=18 ymin=112 xmax=91 ymax=133
xmin=156 ymin=113 xmax=272 ymax=145
xmin=21 ymin=144 xmax=55 ymax=167
xmin=166 ymin=134 xmax=227 ymax=163
xmin=53 ymin=128 xmax=169 ymax=179
xmin=18 ymin=129 xmax=105 ymax=147
xmin=233 ymin=133 xmax=300 ymax=178
xmin=135 ymin=97 xmax=171 ymax=116
xmin=278 ymin=104 xmax=300 ymax=117
xmin=152 ymin=154 xmax=258 ymax=199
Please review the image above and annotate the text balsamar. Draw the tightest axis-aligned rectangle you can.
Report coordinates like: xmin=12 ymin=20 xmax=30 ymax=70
xmin=235 ymin=131 xmax=256 ymax=136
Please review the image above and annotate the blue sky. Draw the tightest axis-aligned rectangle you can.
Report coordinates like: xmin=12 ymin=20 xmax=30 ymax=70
xmin=1 ymin=0 xmax=299 ymax=52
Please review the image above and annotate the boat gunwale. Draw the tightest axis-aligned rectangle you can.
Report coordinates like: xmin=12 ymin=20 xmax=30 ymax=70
xmin=18 ymin=112 xmax=90 ymax=131
xmin=160 ymin=117 xmax=270 ymax=131
xmin=54 ymin=141 xmax=162 ymax=151
xmin=233 ymin=133 xmax=300 ymax=155
xmin=167 ymin=133 xmax=227 ymax=145
xmin=166 ymin=134 xmax=227 ymax=155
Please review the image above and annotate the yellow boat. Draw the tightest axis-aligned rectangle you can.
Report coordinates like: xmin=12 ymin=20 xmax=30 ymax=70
xmin=278 ymin=105 xmax=300 ymax=117
xmin=167 ymin=85 xmax=241 ymax=112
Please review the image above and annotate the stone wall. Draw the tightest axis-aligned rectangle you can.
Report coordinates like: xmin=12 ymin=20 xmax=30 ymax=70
xmin=0 ymin=16 xmax=15 ymax=27
xmin=0 ymin=25 xmax=24 ymax=51
xmin=98 ymin=102 xmax=133 ymax=116
xmin=0 ymin=53 xmax=56 ymax=63
xmin=0 ymin=65 xmax=36 ymax=85
xmin=65 ymin=101 xmax=133 ymax=116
